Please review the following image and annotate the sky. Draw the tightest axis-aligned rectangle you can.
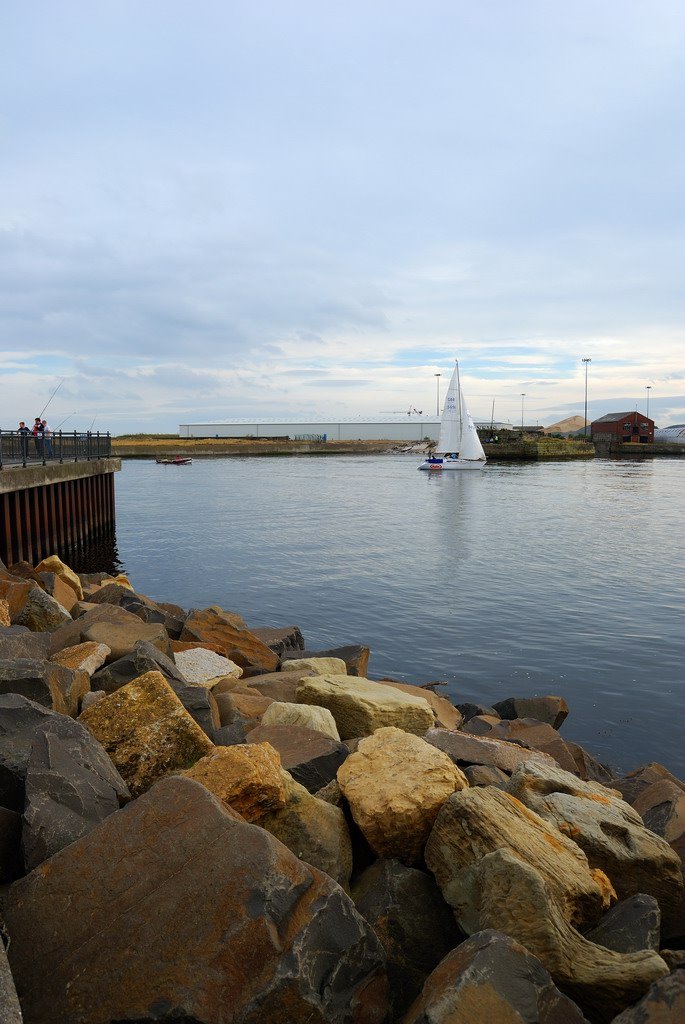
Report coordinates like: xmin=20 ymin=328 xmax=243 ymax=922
xmin=1 ymin=0 xmax=683 ymax=432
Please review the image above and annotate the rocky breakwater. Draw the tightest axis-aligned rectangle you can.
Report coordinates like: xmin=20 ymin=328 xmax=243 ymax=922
xmin=0 ymin=555 xmax=684 ymax=1024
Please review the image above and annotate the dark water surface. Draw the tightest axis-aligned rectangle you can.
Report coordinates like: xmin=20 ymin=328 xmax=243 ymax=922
xmin=114 ymin=455 xmax=684 ymax=776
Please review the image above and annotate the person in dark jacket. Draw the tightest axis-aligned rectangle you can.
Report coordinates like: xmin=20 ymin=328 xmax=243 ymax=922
xmin=18 ymin=421 xmax=30 ymax=460
xmin=32 ymin=417 xmax=43 ymax=457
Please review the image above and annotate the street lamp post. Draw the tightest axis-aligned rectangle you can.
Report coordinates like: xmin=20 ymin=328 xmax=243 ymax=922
xmin=646 ymin=385 xmax=651 ymax=419
xmin=520 ymin=393 xmax=525 ymax=430
xmin=582 ymin=358 xmax=591 ymax=437
xmin=434 ymin=373 xmax=441 ymax=416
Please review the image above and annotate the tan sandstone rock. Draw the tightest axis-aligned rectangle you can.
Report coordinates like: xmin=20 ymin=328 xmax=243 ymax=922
xmin=477 ymin=848 xmax=668 ymax=1023
xmin=0 ymin=579 xmax=34 ymax=622
xmin=337 ymin=727 xmax=468 ymax=865
xmin=181 ymin=743 xmax=287 ymax=821
xmin=506 ymin=758 xmax=685 ymax=932
xmin=79 ymin=670 xmax=214 ymax=796
xmin=34 ymin=555 xmax=84 ymax=600
xmin=0 ymin=598 xmax=9 ymax=627
xmin=82 ymin=619 xmax=171 ymax=662
xmin=284 ymin=656 xmax=347 ymax=675
xmin=50 ymin=641 xmax=111 ymax=676
xmin=377 ymin=680 xmax=464 ymax=730
xmin=261 ymin=701 xmax=341 ymax=740
xmin=425 ymin=786 xmax=604 ymax=933
xmin=15 ymin=587 xmax=72 ymax=632
xmin=297 ymin=674 xmax=435 ymax=739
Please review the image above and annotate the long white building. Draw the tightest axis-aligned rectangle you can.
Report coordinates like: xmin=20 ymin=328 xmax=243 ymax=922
xmin=178 ymin=416 xmax=513 ymax=442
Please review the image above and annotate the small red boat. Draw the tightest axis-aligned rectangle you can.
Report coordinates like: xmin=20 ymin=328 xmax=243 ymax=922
xmin=156 ymin=456 xmax=192 ymax=465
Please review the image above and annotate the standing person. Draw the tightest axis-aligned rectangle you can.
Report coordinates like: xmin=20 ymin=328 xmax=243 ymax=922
xmin=33 ymin=417 xmax=44 ymax=457
xmin=41 ymin=419 xmax=53 ymax=458
xmin=17 ymin=421 xmax=30 ymax=461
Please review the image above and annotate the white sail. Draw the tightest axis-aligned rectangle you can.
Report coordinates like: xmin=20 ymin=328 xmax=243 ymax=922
xmin=458 ymin=387 xmax=486 ymax=461
xmin=436 ymin=363 xmax=462 ymax=454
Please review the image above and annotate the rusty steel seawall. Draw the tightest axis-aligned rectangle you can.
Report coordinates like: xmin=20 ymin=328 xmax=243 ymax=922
xmin=0 ymin=458 xmax=121 ymax=566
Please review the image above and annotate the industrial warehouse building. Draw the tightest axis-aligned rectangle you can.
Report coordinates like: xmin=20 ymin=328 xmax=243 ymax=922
xmin=179 ymin=416 xmax=513 ymax=442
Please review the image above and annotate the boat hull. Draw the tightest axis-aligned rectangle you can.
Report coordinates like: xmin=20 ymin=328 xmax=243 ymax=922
xmin=418 ymin=460 xmax=485 ymax=471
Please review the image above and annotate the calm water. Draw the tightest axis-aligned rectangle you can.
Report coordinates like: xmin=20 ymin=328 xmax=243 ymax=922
xmin=112 ymin=456 xmax=684 ymax=776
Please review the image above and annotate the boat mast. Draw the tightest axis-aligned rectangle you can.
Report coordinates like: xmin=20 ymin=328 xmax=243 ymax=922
xmin=455 ymin=360 xmax=463 ymax=443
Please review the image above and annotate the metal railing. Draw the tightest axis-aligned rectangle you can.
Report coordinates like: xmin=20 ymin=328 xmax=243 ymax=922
xmin=0 ymin=430 xmax=112 ymax=469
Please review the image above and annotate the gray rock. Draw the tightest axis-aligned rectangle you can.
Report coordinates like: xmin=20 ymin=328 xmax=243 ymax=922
xmin=14 ymin=587 xmax=71 ymax=632
xmin=425 ymin=726 xmax=556 ymax=774
xmin=0 ymin=627 xmax=51 ymax=662
xmin=170 ymin=683 xmax=220 ymax=739
xmin=250 ymin=624 xmax=305 ymax=655
xmin=585 ymin=894 xmax=661 ymax=954
xmin=0 ymin=694 xmax=61 ymax=811
xmin=493 ymin=695 xmax=569 ymax=730
xmin=0 ymin=940 xmax=23 ymax=1024
xmin=91 ymin=639 xmax=186 ymax=694
xmin=455 ymin=701 xmax=499 ymax=722
xmin=283 ymin=644 xmax=370 ymax=676
xmin=611 ymin=969 xmax=685 ymax=1023
xmin=212 ymin=721 xmax=248 ymax=746
xmin=0 ymin=658 xmax=87 ymax=717
xmin=352 ymin=859 xmax=464 ymax=1021
xmin=404 ymin=929 xmax=589 ymax=1024
xmin=48 ymin=603 xmax=149 ymax=656
xmin=0 ymin=806 xmax=23 ymax=882
xmin=246 ymin=723 xmax=349 ymax=793
xmin=80 ymin=690 xmax=105 ymax=711
xmin=22 ymin=716 xmax=130 ymax=871
xmin=463 ymin=764 xmax=509 ymax=788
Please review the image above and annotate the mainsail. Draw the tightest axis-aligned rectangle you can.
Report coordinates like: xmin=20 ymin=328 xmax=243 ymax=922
xmin=436 ymin=363 xmax=462 ymax=454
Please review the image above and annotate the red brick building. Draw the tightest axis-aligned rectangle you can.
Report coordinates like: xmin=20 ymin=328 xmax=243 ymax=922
xmin=591 ymin=411 xmax=654 ymax=443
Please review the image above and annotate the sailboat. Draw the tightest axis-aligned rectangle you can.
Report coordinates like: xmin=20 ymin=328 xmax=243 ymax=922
xmin=418 ymin=360 xmax=486 ymax=470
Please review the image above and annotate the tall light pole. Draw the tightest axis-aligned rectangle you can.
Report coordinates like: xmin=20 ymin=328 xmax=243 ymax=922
xmin=646 ymin=385 xmax=651 ymax=419
xmin=520 ymin=393 xmax=525 ymax=430
xmin=434 ymin=373 xmax=441 ymax=416
xmin=582 ymin=358 xmax=591 ymax=437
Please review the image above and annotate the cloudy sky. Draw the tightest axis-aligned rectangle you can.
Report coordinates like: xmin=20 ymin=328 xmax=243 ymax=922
xmin=1 ymin=1 xmax=683 ymax=432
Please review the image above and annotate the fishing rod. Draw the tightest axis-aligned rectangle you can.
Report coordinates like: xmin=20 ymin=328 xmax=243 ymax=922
xmin=54 ymin=412 xmax=77 ymax=430
xmin=39 ymin=378 xmax=65 ymax=419
xmin=89 ymin=415 xmax=97 ymax=432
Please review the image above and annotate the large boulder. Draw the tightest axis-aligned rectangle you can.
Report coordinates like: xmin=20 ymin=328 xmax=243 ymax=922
xmin=585 ymin=894 xmax=661 ymax=954
xmin=0 ymin=940 xmax=22 ymax=1024
xmin=22 ymin=716 xmax=130 ymax=870
xmin=181 ymin=743 xmax=287 ymax=821
xmin=246 ymin=722 xmax=350 ymax=793
xmin=3 ymin=776 xmax=388 ymax=1024
xmin=0 ymin=694 xmax=60 ymax=810
xmin=424 ymin=786 xmax=604 ymax=933
xmin=506 ymin=759 xmax=684 ymax=932
xmin=492 ymin=695 xmax=569 ymax=729
xmin=82 ymin=618 xmax=171 ymax=663
xmin=284 ymin=644 xmax=370 ymax=676
xmin=425 ymin=726 xmax=556 ymax=774
xmin=297 ymin=674 xmax=434 ymax=740
xmin=376 ymin=680 xmax=463 ymax=730
xmin=0 ymin=597 xmax=9 ymax=627
xmin=611 ymin=970 xmax=685 ymax=1023
xmin=0 ymin=658 xmax=89 ymax=716
xmin=261 ymin=700 xmax=341 ymax=740
xmin=245 ymin=669 xmax=314 ymax=702
xmin=284 ymin=656 xmax=348 ymax=675
xmin=90 ymin=637 xmax=187 ymax=693
xmin=181 ymin=606 xmax=279 ymax=672
xmin=476 ymin=849 xmax=668 ymax=1023
xmin=249 ymin=623 xmax=305 ymax=656
xmin=0 ymin=578 xmax=33 ymax=621
xmin=14 ymin=586 xmax=71 ymax=632
xmin=258 ymin=770 xmax=354 ymax=889
xmin=34 ymin=555 xmax=84 ymax=600
xmin=173 ymin=647 xmax=243 ymax=685
xmin=79 ymin=670 xmax=214 ymax=796
xmin=352 ymin=859 xmax=464 ymax=1021
xmin=403 ymin=929 xmax=589 ymax=1024
xmin=35 ymin=571 xmax=80 ymax=613
xmin=48 ymin=603 xmax=152 ymax=654
xmin=0 ymin=626 xmax=51 ymax=661
xmin=172 ymin=682 xmax=221 ymax=739
xmin=338 ymin=727 xmax=467 ymax=865
xmin=50 ymin=640 xmax=110 ymax=675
